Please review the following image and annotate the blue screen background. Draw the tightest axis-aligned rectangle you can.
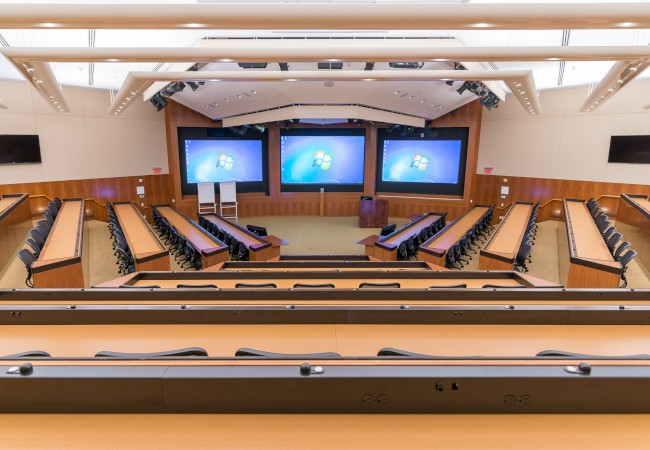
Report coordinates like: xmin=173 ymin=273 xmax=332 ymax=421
xmin=185 ymin=140 xmax=263 ymax=183
xmin=280 ymin=135 xmax=365 ymax=184
xmin=381 ymin=140 xmax=462 ymax=184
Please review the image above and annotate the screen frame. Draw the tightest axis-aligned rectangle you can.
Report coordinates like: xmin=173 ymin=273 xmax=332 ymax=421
xmin=279 ymin=128 xmax=366 ymax=193
xmin=0 ymin=135 xmax=42 ymax=165
xmin=608 ymin=135 xmax=650 ymax=164
xmin=178 ymin=127 xmax=269 ymax=196
xmin=375 ymin=127 xmax=469 ymax=196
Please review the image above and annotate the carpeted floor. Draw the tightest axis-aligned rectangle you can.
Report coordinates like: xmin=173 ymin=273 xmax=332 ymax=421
xmin=0 ymin=216 xmax=648 ymax=289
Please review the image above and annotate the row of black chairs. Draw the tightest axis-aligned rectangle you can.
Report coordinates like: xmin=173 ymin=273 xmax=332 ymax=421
xmin=395 ymin=216 xmax=447 ymax=261
xmin=152 ymin=209 xmax=202 ymax=270
xmin=513 ymin=201 xmax=541 ymax=273
xmin=16 ymin=197 xmax=63 ymax=287
xmin=197 ymin=216 xmax=250 ymax=261
xmin=445 ymin=207 xmax=495 ymax=269
xmin=587 ymin=198 xmax=637 ymax=287
xmin=106 ymin=202 xmax=136 ymax=275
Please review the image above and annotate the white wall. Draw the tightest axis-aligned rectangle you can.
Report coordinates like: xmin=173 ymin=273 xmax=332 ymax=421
xmin=0 ymin=79 xmax=168 ymax=184
xmin=478 ymin=78 xmax=650 ymax=185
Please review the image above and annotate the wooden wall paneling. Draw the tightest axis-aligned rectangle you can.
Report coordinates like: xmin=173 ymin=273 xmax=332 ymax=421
xmin=363 ymin=125 xmax=377 ymax=197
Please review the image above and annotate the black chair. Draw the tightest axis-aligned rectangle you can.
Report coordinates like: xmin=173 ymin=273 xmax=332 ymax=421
xmin=293 ymin=283 xmax=336 ymax=288
xmin=28 ymin=229 xmax=46 ymax=248
xmin=426 ymin=283 xmax=468 ymax=289
xmin=25 ymin=238 xmax=41 ymax=258
xmin=358 ymin=282 xmax=401 ymax=289
xmin=52 ymin=197 xmax=63 ymax=209
xmin=43 ymin=210 xmax=55 ymax=226
xmin=379 ymin=224 xmax=396 ymax=236
xmin=602 ymin=226 xmax=617 ymax=241
xmin=235 ymin=283 xmax=277 ymax=289
xmin=16 ymin=249 xmax=35 ymax=288
xmin=606 ymin=232 xmax=622 ymax=253
xmin=397 ymin=240 xmax=409 ymax=261
xmin=482 ymin=284 xmax=525 ymax=288
xmin=247 ymin=224 xmax=268 ymax=237
xmin=46 ymin=203 xmax=59 ymax=218
xmin=237 ymin=241 xmax=249 ymax=261
xmin=614 ymin=241 xmax=631 ymax=261
xmin=35 ymin=223 xmax=49 ymax=241
xmin=176 ymin=284 xmax=218 ymax=289
xmin=514 ymin=243 xmax=533 ymax=273
xmin=597 ymin=219 xmax=611 ymax=235
xmin=619 ymin=250 xmax=638 ymax=288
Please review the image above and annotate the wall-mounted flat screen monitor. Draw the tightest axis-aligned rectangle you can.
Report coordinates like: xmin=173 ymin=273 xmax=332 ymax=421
xmin=280 ymin=128 xmax=365 ymax=192
xmin=376 ymin=127 xmax=468 ymax=196
xmin=608 ymin=135 xmax=650 ymax=164
xmin=0 ymin=135 xmax=42 ymax=164
xmin=178 ymin=127 xmax=268 ymax=195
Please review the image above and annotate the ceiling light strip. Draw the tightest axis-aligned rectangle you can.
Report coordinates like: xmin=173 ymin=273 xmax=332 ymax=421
xmin=580 ymin=60 xmax=650 ymax=113
xmin=12 ymin=60 xmax=69 ymax=113
xmin=1 ymin=3 xmax=650 ymax=30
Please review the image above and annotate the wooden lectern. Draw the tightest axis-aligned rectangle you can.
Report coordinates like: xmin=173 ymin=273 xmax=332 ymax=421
xmin=359 ymin=198 xmax=388 ymax=228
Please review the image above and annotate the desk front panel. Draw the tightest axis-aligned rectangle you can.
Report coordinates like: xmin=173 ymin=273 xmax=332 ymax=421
xmin=0 ymin=194 xmax=31 ymax=273
xmin=617 ymin=194 xmax=650 ymax=276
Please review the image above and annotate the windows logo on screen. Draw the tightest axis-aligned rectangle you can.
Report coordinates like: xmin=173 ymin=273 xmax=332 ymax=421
xmin=410 ymin=153 xmax=429 ymax=171
xmin=216 ymin=153 xmax=235 ymax=170
xmin=312 ymin=150 xmax=333 ymax=170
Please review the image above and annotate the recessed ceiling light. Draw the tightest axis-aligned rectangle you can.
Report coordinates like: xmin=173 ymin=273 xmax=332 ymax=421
xmin=237 ymin=95 xmax=242 ymax=99
xmin=39 ymin=23 xmax=61 ymax=28
xmin=420 ymin=100 xmax=425 ymax=103
xmin=394 ymin=91 xmax=399 ymax=95
xmin=616 ymin=22 xmax=637 ymax=27
xmin=251 ymin=90 xmax=257 ymax=94
xmin=182 ymin=23 xmax=205 ymax=28
xmin=472 ymin=23 xmax=491 ymax=28
xmin=408 ymin=96 xmax=413 ymax=100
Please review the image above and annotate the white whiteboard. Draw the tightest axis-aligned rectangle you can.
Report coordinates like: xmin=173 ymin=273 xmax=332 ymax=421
xmin=219 ymin=182 xmax=237 ymax=203
xmin=197 ymin=182 xmax=215 ymax=203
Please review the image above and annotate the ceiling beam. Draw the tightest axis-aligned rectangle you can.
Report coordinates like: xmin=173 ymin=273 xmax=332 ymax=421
xmin=11 ymin=60 xmax=69 ymax=113
xmin=5 ymin=44 xmax=650 ymax=63
xmin=0 ymin=3 xmax=649 ymax=30
xmin=109 ymin=69 xmax=539 ymax=117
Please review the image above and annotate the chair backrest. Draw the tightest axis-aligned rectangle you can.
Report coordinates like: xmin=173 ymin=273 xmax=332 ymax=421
xmin=29 ymin=229 xmax=46 ymax=247
xmin=43 ymin=210 xmax=54 ymax=225
xmin=25 ymin=238 xmax=41 ymax=255
xmin=17 ymin=248 xmax=35 ymax=268
xmin=602 ymin=226 xmax=616 ymax=240
xmin=516 ymin=242 xmax=533 ymax=264
xmin=358 ymin=282 xmax=401 ymax=289
xmin=606 ymin=232 xmax=622 ymax=251
xmin=619 ymin=249 xmax=637 ymax=268
xmin=35 ymin=223 xmax=49 ymax=240
xmin=614 ymin=241 xmax=631 ymax=260
xmin=52 ymin=197 xmax=63 ymax=208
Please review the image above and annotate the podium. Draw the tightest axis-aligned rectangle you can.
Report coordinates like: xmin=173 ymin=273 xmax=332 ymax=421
xmin=359 ymin=198 xmax=388 ymax=228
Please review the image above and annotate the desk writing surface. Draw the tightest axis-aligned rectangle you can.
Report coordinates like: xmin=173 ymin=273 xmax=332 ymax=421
xmin=204 ymin=214 xmax=264 ymax=246
xmin=35 ymin=199 xmax=83 ymax=261
xmin=565 ymin=201 xmax=615 ymax=262
xmin=114 ymin=203 xmax=165 ymax=255
xmin=424 ymin=207 xmax=489 ymax=251
xmin=483 ymin=203 xmax=532 ymax=256
xmin=1 ymin=324 xmax=648 ymax=358
xmin=0 ymin=414 xmax=648 ymax=450
xmin=0 ymin=197 xmax=19 ymax=216
xmin=134 ymin=277 xmax=521 ymax=289
xmin=157 ymin=206 xmax=222 ymax=253
xmin=631 ymin=196 xmax=650 ymax=213
xmin=381 ymin=214 xmax=442 ymax=246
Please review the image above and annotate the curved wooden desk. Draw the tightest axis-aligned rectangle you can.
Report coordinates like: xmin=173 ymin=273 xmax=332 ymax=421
xmin=368 ymin=212 xmax=446 ymax=261
xmin=201 ymin=213 xmax=278 ymax=261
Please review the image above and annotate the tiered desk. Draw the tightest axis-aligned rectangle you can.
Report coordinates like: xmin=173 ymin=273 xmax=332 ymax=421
xmin=479 ymin=202 xmax=534 ymax=270
xmin=419 ymin=205 xmax=492 ymax=265
xmin=201 ymin=213 xmax=287 ymax=261
xmin=359 ymin=212 xmax=446 ymax=261
xmin=0 ymin=193 xmax=31 ymax=272
xmin=113 ymin=202 xmax=169 ymax=271
xmin=153 ymin=205 xmax=229 ymax=267
xmin=31 ymin=198 xmax=85 ymax=288
xmin=558 ymin=198 xmax=622 ymax=288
